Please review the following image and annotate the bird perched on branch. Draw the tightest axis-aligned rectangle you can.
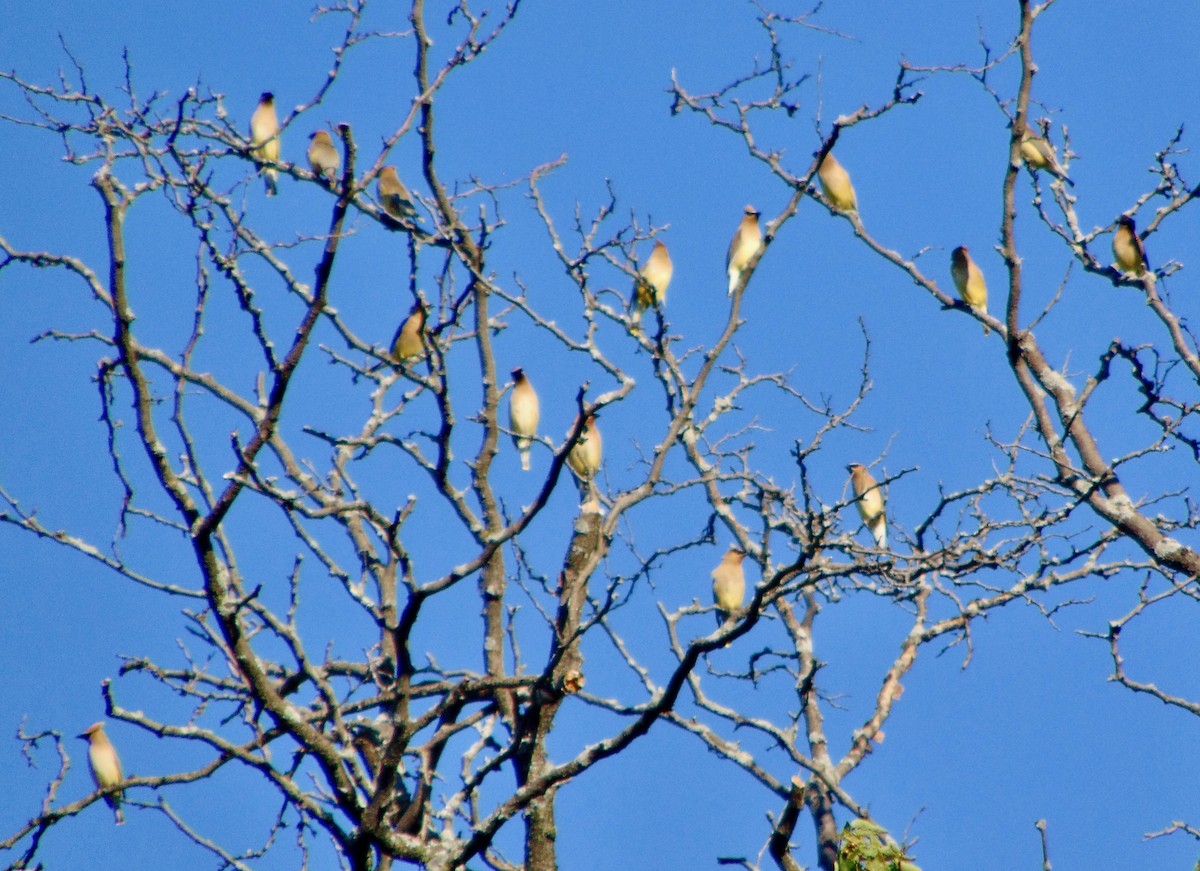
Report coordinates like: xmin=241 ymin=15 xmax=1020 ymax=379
xmin=1019 ymin=124 xmax=1073 ymax=186
xmin=250 ymin=92 xmax=281 ymax=196
xmin=950 ymin=245 xmax=989 ymax=335
xmin=711 ymin=546 xmax=746 ymax=628
xmin=306 ymin=130 xmax=339 ymax=182
xmin=726 ymin=205 xmax=763 ymax=296
xmin=631 ymin=240 xmax=673 ymax=329
xmin=79 ymin=722 xmax=125 ymax=825
xmin=847 ymin=463 xmax=887 ymax=550
xmin=378 ymin=166 xmax=419 ymax=223
xmin=817 ymin=151 xmax=858 ymax=213
xmin=390 ymin=301 xmax=427 ymax=364
xmin=509 ymin=368 xmax=540 ymax=471
xmin=566 ymin=414 xmax=602 ymax=481
xmin=1112 ymin=215 xmax=1148 ymax=277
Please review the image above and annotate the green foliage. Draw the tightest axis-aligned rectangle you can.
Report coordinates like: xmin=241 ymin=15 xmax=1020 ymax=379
xmin=836 ymin=818 xmax=922 ymax=871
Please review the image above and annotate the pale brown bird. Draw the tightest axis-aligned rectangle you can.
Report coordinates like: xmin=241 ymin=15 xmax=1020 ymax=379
xmin=817 ymin=151 xmax=858 ymax=213
xmin=307 ymin=130 xmax=339 ymax=182
xmin=250 ymin=92 xmax=281 ymax=196
xmin=950 ymin=245 xmax=989 ymax=335
xmin=79 ymin=722 xmax=124 ymax=825
xmin=711 ymin=546 xmax=746 ymax=627
xmin=726 ymin=205 xmax=763 ymax=296
xmin=566 ymin=414 xmax=602 ymax=481
xmin=1019 ymin=125 xmax=1073 ymax=186
xmin=378 ymin=166 xmax=418 ymax=223
xmin=632 ymin=240 xmax=673 ymax=327
xmin=390 ymin=302 xmax=426 ymax=363
xmin=509 ymin=367 xmax=540 ymax=472
xmin=847 ymin=463 xmax=887 ymax=550
xmin=1112 ymin=215 xmax=1148 ymax=276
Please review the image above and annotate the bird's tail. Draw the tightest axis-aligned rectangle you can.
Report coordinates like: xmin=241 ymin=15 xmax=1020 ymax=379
xmin=518 ymin=443 xmax=531 ymax=472
xmin=263 ymin=167 xmax=278 ymax=197
xmin=1054 ymin=167 xmax=1075 ymax=187
xmin=973 ymin=306 xmax=990 ymax=336
xmin=573 ymin=475 xmax=595 ymax=507
xmin=869 ymin=517 xmax=887 ymax=550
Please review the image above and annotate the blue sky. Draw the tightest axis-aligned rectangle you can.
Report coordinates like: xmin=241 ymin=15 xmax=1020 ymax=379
xmin=2 ymin=1 xmax=1199 ymax=868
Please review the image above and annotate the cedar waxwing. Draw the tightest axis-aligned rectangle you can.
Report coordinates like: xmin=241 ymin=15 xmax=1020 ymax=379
xmin=950 ymin=245 xmax=989 ymax=335
xmin=726 ymin=205 xmax=763 ymax=296
xmin=79 ymin=722 xmax=124 ymax=825
xmin=390 ymin=302 xmax=426 ymax=363
xmin=307 ymin=130 xmax=339 ymax=182
xmin=566 ymin=414 xmax=602 ymax=481
xmin=1019 ymin=125 xmax=1073 ymax=186
xmin=509 ymin=367 xmax=540 ymax=472
xmin=1112 ymin=215 xmax=1148 ymax=276
xmin=817 ymin=151 xmax=858 ymax=213
xmin=632 ymin=240 xmax=673 ymax=327
xmin=711 ymin=546 xmax=746 ymax=627
xmin=847 ymin=463 xmax=887 ymax=550
xmin=250 ymin=92 xmax=281 ymax=196
xmin=378 ymin=166 xmax=418 ymax=222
